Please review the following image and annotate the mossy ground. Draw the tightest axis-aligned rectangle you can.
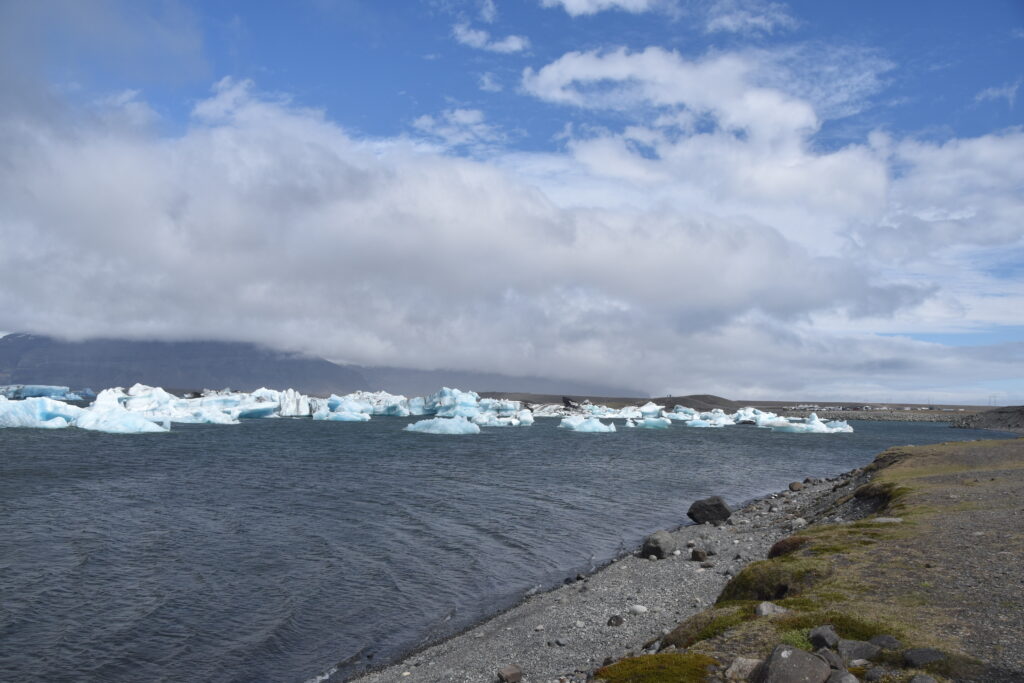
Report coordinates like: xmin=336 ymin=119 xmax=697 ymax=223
xmin=641 ymin=438 xmax=1024 ymax=682
xmin=594 ymin=653 xmax=718 ymax=683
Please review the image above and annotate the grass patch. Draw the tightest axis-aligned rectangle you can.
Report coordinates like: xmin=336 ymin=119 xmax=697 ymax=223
xmin=661 ymin=605 xmax=756 ymax=650
xmin=779 ymin=628 xmax=813 ymax=651
xmin=767 ymin=535 xmax=811 ymax=559
xmin=774 ymin=610 xmax=906 ymax=642
xmin=718 ymin=557 xmax=830 ymax=603
xmin=594 ymin=653 xmax=718 ymax=683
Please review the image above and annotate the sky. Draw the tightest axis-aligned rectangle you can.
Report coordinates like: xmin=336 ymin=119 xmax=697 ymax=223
xmin=0 ymin=0 xmax=1022 ymax=404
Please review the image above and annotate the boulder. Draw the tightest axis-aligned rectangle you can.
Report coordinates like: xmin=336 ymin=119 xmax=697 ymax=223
xmin=642 ymin=530 xmax=677 ymax=559
xmin=607 ymin=615 xmax=624 ymax=626
xmin=868 ymin=634 xmax=902 ymax=650
xmin=691 ymin=548 xmax=708 ymax=562
xmin=497 ymin=664 xmax=522 ymax=682
xmin=687 ymin=496 xmax=733 ymax=524
xmin=755 ymin=601 xmax=789 ymax=616
xmin=789 ymin=482 xmax=805 ymax=492
xmin=809 ymin=625 xmax=840 ymax=650
xmin=826 ymin=672 xmax=858 ymax=683
xmin=838 ymin=639 xmax=881 ymax=663
xmin=726 ymin=657 xmax=762 ymax=681
xmin=814 ymin=648 xmax=844 ymax=670
xmin=753 ymin=644 xmax=831 ymax=683
xmin=903 ymin=648 xmax=945 ymax=668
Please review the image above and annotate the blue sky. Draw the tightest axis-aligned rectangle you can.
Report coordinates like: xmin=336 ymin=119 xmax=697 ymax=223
xmin=1 ymin=0 xmax=1023 ymax=403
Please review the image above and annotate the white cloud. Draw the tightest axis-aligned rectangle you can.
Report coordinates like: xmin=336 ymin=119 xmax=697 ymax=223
xmin=452 ymin=22 xmax=529 ymax=53
xmin=479 ymin=71 xmax=503 ymax=92
xmin=479 ymin=0 xmax=497 ymax=22
xmin=705 ymin=0 xmax=797 ymax=34
xmin=412 ymin=107 xmax=504 ymax=148
xmin=539 ymin=0 xmax=669 ymax=16
xmin=975 ymin=79 xmax=1021 ymax=108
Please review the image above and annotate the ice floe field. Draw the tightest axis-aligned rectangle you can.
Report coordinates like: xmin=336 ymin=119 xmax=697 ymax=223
xmin=0 ymin=384 xmax=853 ymax=435
xmin=0 ymin=382 xmax=1003 ymax=683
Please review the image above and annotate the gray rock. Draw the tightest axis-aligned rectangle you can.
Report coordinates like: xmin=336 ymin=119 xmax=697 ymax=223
xmin=497 ymin=663 xmax=522 ymax=682
xmin=825 ymin=672 xmax=858 ymax=683
xmin=687 ymin=495 xmax=733 ymax=524
xmin=789 ymin=482 xmax=805 ymax=491
xmin=555 ymin=638 xmax=567 ymax=647
xmin=606 ymin=615 xmax=624 ymax=626
xmin=809 ymin=625 xmax=840 ymax=650
xmin=838 ymin=639 xmax=881 ymax=663
xmin=903 ymin=648 xmax=945 ymax=668
xmin=753 ymin=644 xmax=831 ymax=683
xmin=755 ymin=601 xmax=790 ymax=616
xmin=725 ymin=656 xmax=762 ymax=681
xmin=868 ymin=634 xmax=902 ymax=650
xmin=789 ymin=517 xmax=808 ymax=530
xmin=814 ymin=648 xmax=844 ymax=670
xmin=691 ymin=548 xmax=708 ymax=562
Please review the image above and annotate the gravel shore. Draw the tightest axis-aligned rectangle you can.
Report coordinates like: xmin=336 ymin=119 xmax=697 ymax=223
xmin=349 ymin=469 xmax=873 ymax=683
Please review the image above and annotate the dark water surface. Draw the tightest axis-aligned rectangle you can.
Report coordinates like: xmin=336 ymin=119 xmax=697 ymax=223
xmin=0 ymin=418 xmax=1009 ymax=682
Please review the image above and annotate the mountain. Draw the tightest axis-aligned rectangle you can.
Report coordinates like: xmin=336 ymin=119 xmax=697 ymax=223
xmin=0 ymin=334 xmax=646 ymax=398
xmin=0 ymin=334 xmax=369 ymax=395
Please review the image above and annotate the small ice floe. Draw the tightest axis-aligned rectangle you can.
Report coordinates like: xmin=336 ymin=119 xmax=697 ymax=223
xmin=404 ymin=416 xmax=481 ymax=435
xmin=558 ymin=416 xmax=616 ymax=433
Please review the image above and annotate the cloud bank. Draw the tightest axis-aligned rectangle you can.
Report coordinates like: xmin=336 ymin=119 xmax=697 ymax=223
xmin=1 ymin=5 xmax=1022 ymax=402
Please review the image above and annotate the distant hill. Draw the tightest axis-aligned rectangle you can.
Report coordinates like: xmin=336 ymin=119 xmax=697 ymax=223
xmin=478 ymin=392 xmax=731 ymax=410
xmin=0 ymin=334 xmax=370 ymax=395
xmin=953 ymin=406 xmax=1024 ymax=433
xmin=0 ymin=334 xmax=646 ymax=398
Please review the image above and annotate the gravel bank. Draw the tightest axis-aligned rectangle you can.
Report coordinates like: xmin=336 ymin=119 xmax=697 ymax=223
xmin=349 ymin=470 xmax=874 ymax=683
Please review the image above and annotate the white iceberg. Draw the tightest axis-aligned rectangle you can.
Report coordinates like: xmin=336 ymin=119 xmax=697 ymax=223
xmin=769 ymin=413 xmax=853 ymax=434
xmin=0 ymin=384 xmax=84 ymax=401
xmin=74 ymin=390 xmax=168 ymax=434
xmin=404 ymin=416 xmax=480 ymax=435
xmin=0 ymin=395 xmax=84 ymax=429
xmin=634 ymin=416 xmax=672 ymax=429
xmin=312 ymin=404 xmax=371 ymax=422
xmin=559 ymin=416 xmax=616 ymax=433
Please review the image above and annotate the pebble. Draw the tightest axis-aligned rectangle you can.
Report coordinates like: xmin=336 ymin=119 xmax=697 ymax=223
xmin=534 ymin=625 xmax=545 ymax=631
xmin=574 ymin=620 xmax=585 ymax=628
xmin=628 ymin=604 xmax=648 ymax=615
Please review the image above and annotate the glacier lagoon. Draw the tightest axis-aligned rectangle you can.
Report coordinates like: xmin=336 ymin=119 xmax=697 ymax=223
xmin=0 ymin=416 xmax=1008 ymax=682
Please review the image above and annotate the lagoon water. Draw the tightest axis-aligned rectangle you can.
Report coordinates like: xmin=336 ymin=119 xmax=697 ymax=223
xmin=0 ymin=418 xmax=1007 ymax=682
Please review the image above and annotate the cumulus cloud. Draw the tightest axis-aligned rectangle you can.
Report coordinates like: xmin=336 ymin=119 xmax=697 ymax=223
xmin=452 ymin=22 xmax=529 ymax=53
xmin=478 ymin=72 xmax=503 ymax=92
xmin=704 ymin=0 xmax=796 ymax=34
xmin=975 ymin=80 xmax=1021 ymax=108
xmin=539 ymin=0 xmax=670 ymax=16
xmin=1 ymin=76 xmax=973 ymax=397
xmin=412 ymin=107 xmax=504 ymax=148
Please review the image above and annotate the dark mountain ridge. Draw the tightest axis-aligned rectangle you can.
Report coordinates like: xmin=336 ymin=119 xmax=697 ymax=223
xmin=0 ymin=334 xmax=645 ymax=398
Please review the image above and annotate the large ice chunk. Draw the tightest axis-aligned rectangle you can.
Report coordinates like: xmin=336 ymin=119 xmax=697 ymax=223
xmin=0 ymin=384 xmax=84 ymax=401
xmin=769 ymin=413 xmax=853 ymax=434
xmin=559 ymin=416 xmax=616 ymax=433
xmin=634 ymin=416 xmax=672 ymax=429
xmin=75 ymin=389 xmax=168 ymax=434
xmin=404 ymin=416 xmax=481 ymax=435
xmin=312 ymin=404 xmax=371 ymax=422
xmin=426 ymin=387 xmax=482 ymax=419
xmin=0 ymin=395 xmax=84 ymax=429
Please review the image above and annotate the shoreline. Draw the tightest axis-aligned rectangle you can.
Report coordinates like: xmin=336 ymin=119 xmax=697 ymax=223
xmin=346 ymin=465 xmax=878 ymax=683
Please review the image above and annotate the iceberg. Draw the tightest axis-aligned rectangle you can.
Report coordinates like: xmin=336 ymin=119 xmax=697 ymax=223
xmin=0 ymin=395 xmax=84 ymax=429
xmin=426 ymin=387 xmax=482 ymax=419
xmin=404 ymin=416 xmax=480 ymax=435
xmin=558 ymin=416 xmax=616 ymax=433
xmin=516 ymin=409 xmax=535 ymax=426
xmin=312 ymin=404 xmax=371 ymax=422
xmin=0 ymin=384 xmax=84 ymax=401
xmin=74 ymin=389 xmax=168 ymax=434
xmin=639 ymin=401 xmax=665 ymax=418
xmin=634 ymin=416 xmax=672 ymax=429
xmin=769 ymin=413 xmax=853 ymax=434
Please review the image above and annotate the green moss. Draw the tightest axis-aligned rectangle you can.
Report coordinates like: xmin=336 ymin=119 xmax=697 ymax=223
xmin=594 ymin=653 xmax=719 ymax=683
xmin=779 ymin=628 xmax=813 ymax=651
xmin=774 ymin=610 xmax=905 ymax=642
xmin=661 ymin=605 xmax=755 ymax=650
xmin=718 ymin=558 xmax=830 ymax=603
